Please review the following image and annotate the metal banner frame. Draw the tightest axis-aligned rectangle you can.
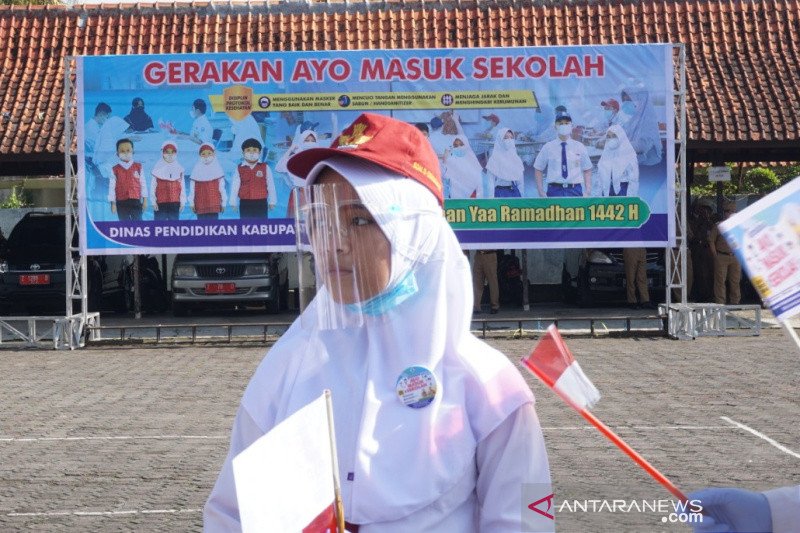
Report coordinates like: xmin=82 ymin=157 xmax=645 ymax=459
xmin=0 ymin=57 xmax=97 ymax=349
xmin=63 ymin=56 xmax=97 ymax=349
xmin=56 ymin=46 xmax=689 ymax=346
xmin=665 ymin=43 xmax=688 ymax=309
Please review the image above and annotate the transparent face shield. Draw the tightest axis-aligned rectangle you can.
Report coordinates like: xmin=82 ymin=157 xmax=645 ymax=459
xmin=294 ymin=182 xmax=396 ymax=330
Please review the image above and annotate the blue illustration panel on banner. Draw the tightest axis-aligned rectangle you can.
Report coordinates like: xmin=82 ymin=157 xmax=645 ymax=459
xmin=76 ymin=45 xmax=675 ymax=254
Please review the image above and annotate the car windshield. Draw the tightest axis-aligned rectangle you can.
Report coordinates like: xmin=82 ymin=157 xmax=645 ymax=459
xmin=7 ymin=217 xmax=66 ymax=263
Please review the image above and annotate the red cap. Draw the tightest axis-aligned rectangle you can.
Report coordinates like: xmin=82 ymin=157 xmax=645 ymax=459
xmin=287 ymin=112 xmax=443 ymax=205
xmin=601 ymin=98 xmax=620 ymax=111
xmin=198 ymin=142 xmax=215 ymax=154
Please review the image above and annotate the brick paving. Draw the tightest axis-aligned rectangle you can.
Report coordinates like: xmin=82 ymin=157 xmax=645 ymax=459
xmin=1 ymin=331 xmax=798 ymax=532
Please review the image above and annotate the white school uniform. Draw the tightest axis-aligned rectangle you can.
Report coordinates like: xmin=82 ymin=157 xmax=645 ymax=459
xmin=533 ymin=137 xmax=592 ymax=186
xmin=597 ymin=125 xmax=640 ymax=196
xmin=486 ymin=128 xmax=525 ymax=195
xmin=191 ymin=114 xmax=214 ymax=145
xmin=204 ymin=158 xmax=551 ymax=532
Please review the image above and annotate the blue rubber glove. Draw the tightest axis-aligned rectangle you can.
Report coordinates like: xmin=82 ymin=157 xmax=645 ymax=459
xmin=688 ymin=488 xmax=772 ymax=532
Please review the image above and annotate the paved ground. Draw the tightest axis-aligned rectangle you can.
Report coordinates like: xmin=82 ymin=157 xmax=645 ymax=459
xmin=1 ymin=331 xmax=799 ymax=532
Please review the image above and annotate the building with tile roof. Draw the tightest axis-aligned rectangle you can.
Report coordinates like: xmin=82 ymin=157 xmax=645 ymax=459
xmin=0 ymin=0 xmax=798 ymax=180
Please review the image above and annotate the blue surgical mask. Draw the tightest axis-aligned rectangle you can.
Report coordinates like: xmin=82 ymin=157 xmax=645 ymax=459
xmin=345 ymin=271 xmax=418 ymax=316
xmin=621 ymin=101 xmax=636 ymax=116
xmin=604 ymin=109 xmax=615 ymax=121
xmin=452 ymin=147 xmax=466 ymax=158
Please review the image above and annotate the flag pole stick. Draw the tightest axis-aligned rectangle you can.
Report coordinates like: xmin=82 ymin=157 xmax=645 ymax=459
xmin=525 ymin=363 xmax=688 ymax=502
xmin=575 ymin=406 xmax=689 ymax=502
xmin=780 ymin=320 xmax=800 ymax=353
xmin=324 ymin=390 xmax=346 ymax=533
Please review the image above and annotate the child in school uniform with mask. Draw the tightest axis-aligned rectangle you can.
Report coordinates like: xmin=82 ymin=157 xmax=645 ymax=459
xmin=189 ymin=143 xmax=227 ymax=220
xmin=204 ymin=113 xmax=552 ymax=532
xmin=108 ymin=138 xmax=147 ymax=221
xmin=230 ymin=138 xmax=277 ymax=219
xmin=150 ymin=141 xmax=186 ymax=221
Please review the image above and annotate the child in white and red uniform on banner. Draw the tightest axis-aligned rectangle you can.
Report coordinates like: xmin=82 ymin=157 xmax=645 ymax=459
xmin=204 ymin=113 xmax=552 ymax=532
xmin=189 ymin=143 xmax=227 ymax=220
xmin=230 ymin=138 xmax=276 ymax=219
xmin=108 ymin=138 xmax=147 ymax=221
xmin=149 ymin=141 xmax=186 ymax=221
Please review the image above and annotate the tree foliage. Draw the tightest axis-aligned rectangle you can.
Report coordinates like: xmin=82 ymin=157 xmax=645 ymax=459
xmin=0 ymin=186 xmax=30 ymax=209
xmin=690 ymin=163 xmax=799 ymax=197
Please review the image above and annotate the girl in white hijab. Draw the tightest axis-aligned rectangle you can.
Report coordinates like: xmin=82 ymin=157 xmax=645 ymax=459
xmin=276 ymin=127 xmax=320 ymax=185
xmin=204 ymin=114 xmax=551 ymax=532
xmin=189 ymin=143 xmax=227 ymax=219
xmin=486 ymin=127 xmax=525 ymax=197
xmin=443 ymin=135 xmax=484 ymax=199
xmin=619 ymin=86 xmax=663 ymax=167
xmin=597 ymin=124 xmax=639 ymax=197
xmin=149 ymin=141 xmax=186 ymax=220
xmin=277 ymin=128 xmax=321 ymax=218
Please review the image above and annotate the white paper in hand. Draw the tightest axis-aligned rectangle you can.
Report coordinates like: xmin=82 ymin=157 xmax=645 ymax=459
xmin=233 ymin=393 xmax=337 ymax=533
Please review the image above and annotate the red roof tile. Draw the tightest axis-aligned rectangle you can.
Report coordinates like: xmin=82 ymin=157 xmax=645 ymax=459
xmin=0 ymin=0 xmax=799 ymax=164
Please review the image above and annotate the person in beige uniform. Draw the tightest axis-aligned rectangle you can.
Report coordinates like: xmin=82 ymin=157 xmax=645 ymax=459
xmin=472 ymin=250 xmax=499 ymax=314
xmin=623 ymin=247 xmax=652 ymax=309
xmin=709 ymin=202 xmax=741 ymax=304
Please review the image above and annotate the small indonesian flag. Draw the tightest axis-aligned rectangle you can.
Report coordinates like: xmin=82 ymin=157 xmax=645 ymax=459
xmin=233 ymin=393 xmax=338 ymax=533
xmin=522 ymin=324 xmax=601 ymax=410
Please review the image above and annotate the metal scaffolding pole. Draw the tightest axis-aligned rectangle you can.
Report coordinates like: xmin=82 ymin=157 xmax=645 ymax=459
xmin=63 ymin=56 xmax=94 ymax=349
xmin=666 ymin=44 xmax=688 ymax=308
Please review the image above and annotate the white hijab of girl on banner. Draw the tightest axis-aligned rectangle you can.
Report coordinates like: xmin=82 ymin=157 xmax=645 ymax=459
xmin=486 ymin=127 xmax=525 ymax=197
xmin=597 ymin=124 xmax=639 ymax=197
xmin=443 ymin=135 xmax=484 ymax=199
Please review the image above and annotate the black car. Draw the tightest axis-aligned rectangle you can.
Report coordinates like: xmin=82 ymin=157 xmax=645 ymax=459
xmin=0 ymin=212 xmax=133 ymax=315
xmin=563 ymin=248 xmax=666 ymax=307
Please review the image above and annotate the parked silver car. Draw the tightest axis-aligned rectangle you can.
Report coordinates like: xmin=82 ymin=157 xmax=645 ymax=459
xmin=171 ymin=253 xmax=288 ymax=316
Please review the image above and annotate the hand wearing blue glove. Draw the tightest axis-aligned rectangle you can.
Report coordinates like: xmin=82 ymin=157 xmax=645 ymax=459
xmin=688 ymin=488 xmax=772 ymax=533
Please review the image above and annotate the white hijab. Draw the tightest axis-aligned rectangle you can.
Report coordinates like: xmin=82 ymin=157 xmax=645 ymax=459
xmin=276 ymin=128 xmax=319 ymax=177
xmin=620 ymin=86 xmax=663 ymax=166
xmin=190 ymin=152 xmax=225 ymax=182
xmin=240 ymin=157 xmax=533 ymax=523
xmin=444 ymin=135 xmax=483 ymax=198
xmin=598 ymin=124 xmax=639 ymax=196
xmin=151 ymin=143 xmax=184 ymax=182
xmin=485 ymin=127 xmax=524 ymax=182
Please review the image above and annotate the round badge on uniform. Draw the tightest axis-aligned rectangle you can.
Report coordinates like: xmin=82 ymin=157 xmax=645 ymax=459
xmin=395 ymin=366 xmax=437 ymax=409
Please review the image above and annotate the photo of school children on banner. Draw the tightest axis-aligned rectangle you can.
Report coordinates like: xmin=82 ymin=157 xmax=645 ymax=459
xmin=77 ymin=44 xmax=674 ymax=255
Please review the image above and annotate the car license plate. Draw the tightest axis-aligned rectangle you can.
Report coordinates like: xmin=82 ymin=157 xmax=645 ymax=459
xmin=205 ymin=282 xmax=235 ymax=294
xmin=20 ymin=274 xmax=51 ymax=285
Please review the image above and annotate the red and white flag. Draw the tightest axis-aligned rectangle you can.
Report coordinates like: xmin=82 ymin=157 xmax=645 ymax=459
xmin=522 ymin=325 xmax=690 ymax=502
xmin=522 ymin=324 xmax=601 ymax=410
xmin=233 ymin=393 xmax=340 ymax=533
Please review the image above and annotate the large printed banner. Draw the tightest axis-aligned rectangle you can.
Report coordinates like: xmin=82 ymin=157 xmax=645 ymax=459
xmin=76 ymin=45 xmax=675 ymax=254
xmin=719 ymin=178 xmax=800 ymax=321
